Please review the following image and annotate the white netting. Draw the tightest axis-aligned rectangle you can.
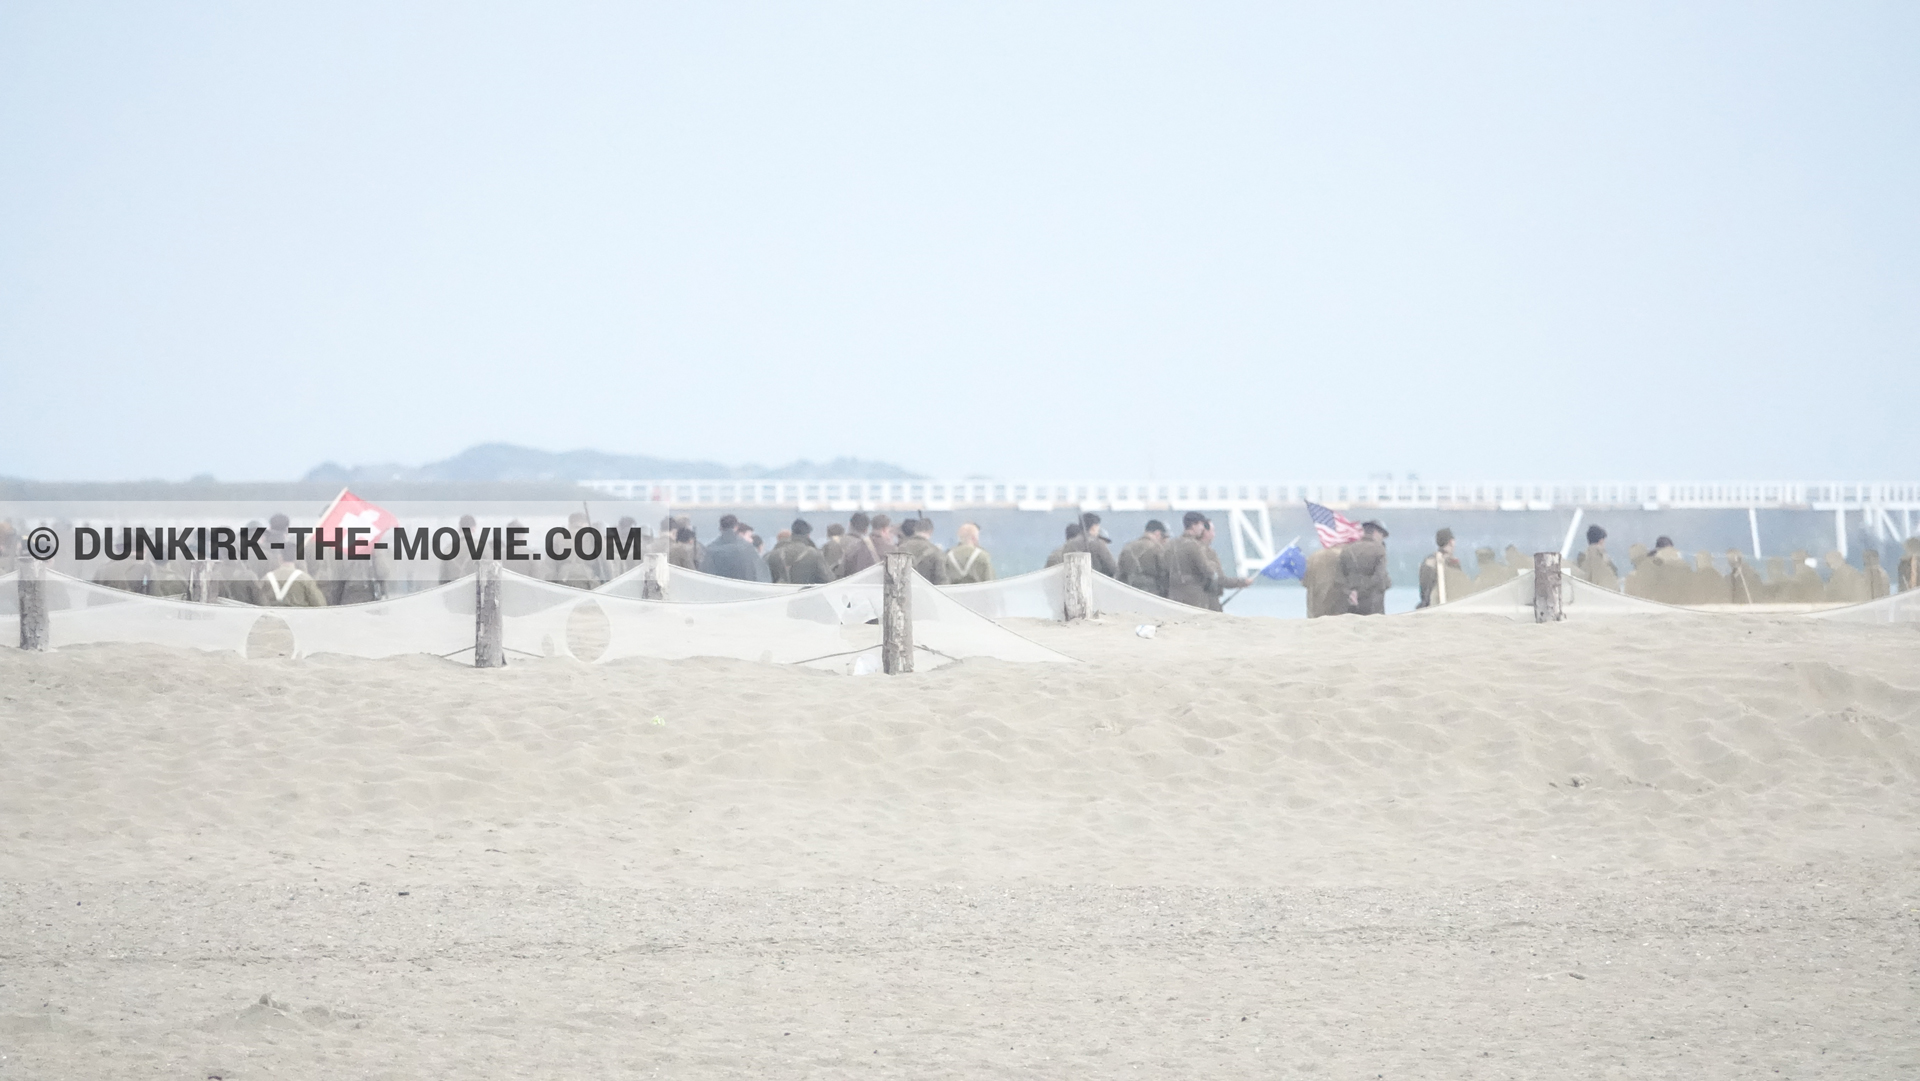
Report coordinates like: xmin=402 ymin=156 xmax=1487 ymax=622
xmin=1417 ymin=571 xmax=1693 ymax=619
xmin=6 ymin=571 xmax=261 ymax=654
xmin=498 ymin=572 xmax=602 ymax=660
xmin=1091 ymin=574 xmax=1219 ymax=621
xmin=521 ymin=564 xmax=1072 ymax=671
xmin=944 ymin=565 xmax=1215 ymax=622
xmin=945 ymin=566 xmax=1066 ymax=620
xmin=597 ymin=561 xmax=802 ymax=602
xmin=1808 ymin=590 xmax=1920 ymax=624
xmin=272 ymin=577 xmax=476 ymax=660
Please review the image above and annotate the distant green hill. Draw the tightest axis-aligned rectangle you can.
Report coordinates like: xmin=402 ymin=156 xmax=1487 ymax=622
xmin=303 ymin=443 xmax=922 ymax=484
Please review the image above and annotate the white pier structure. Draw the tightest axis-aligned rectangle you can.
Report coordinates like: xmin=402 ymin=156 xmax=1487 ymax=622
xmin=583 ymin=478 xmax=1920 ymax=580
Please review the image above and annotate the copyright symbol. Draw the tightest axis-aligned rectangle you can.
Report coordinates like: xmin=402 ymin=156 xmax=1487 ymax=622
xmin=25 ymin=526 xmax=59 ymax=560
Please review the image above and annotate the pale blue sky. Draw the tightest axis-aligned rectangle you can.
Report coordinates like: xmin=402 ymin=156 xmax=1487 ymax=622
xmin=3 ymin=3 xmax=1916 ymax=482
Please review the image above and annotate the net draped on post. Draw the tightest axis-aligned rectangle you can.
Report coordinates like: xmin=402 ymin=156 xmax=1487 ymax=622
xmin=1415 ymin=570 xmax=1694 ymax=619
xmin=938 ymin=565 xmax=1214 ymax=623
xmin=1808 ymin=590 xmax=1920 ymax=624
xmin=596 ymin=562 xmax=801 ymax=603
xmin=517 ymin=563 xmax=1071 ymax=672
xmin=0 ymin=570 xmax=262 ymax=655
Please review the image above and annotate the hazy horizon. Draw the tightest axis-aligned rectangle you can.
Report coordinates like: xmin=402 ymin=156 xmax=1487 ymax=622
xmin=4 ymin=3 xmax=1917 ymax=483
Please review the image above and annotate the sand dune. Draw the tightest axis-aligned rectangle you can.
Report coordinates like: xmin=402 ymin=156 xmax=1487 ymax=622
xmin=1 ymin=613 xmax=1915 ymax=1076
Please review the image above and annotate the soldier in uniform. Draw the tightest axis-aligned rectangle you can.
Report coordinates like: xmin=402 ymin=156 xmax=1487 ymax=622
xmin=1725 ymin=549 xmax=1761 ymax=604
xmin=894 ymin=518 xmax=950 ymax=584
xmin=1199 ymin=518 xmax=1251 ymax=610
xmin=1067 ymin=513 xmax=1120 ymax=577
xmin=1692 ymin=551 xmax=1727 ymax=604
xmin=1786 ymin=550 xmax=1825 ymax=602
xmin=1863 ymin=549 xmax=1891 ymax=599
xmin=819 ymin=523 xmax=849 ymax=577
xmin=148 ymin=557 xmax=191 ymax=599
xmin=257 ymin=550 xmax=326 ymax=607
xmin=1575 ymin=525 xmax=1618 ymax=590
xmin=440 ymin=515 xmax=480 ymax=583
xmin=1627 ymin=537 xmax=1688 ymax=603
xmin=1823 ymin=551 xmax=1869 ymax=604
xmin=676 ymin=516 xmax=705 ymax=570
xmin=1117 ymin=520 xmax=1170 ymax=596
xmin=1303 ymin=544 xmax=1347 ymax=617
xmin=1166 ymin=512 xmax=1217 ymax=609
xmin=837 ymin=512 xmax=880 ymax=578
xmin=1045 ymin=523 xmax=1083 ymax=567
xmin=1337 ymin=520 xmax=1391 ymax=615
xmin=549 ymin=512 xmax=605 ymax=591
xmin=869 ymin=515 xmax=896 ymax=561
xmin=668 ymin=527 xmax=700 ymax=570
xmin=765 ymin=529 xmax=798 ymax=583
xmin=1761 ymin=556 xmax=1789 ymax=601
xmin=945 ymin=522 xmax=993 ymax=584
xmin=775 ymin=519 xmax=834 ymax=585
xmin=1419 ymin=529 xmax=1467 ymax=608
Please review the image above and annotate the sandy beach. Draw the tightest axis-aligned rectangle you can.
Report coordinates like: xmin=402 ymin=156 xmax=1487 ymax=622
xmin=2 ymin=612 xmax=1915 ymax=1077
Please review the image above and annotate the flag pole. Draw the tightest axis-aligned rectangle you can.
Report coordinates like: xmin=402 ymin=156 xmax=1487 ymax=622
xmin=1221 ymin=536 xmax=1298 ymax=608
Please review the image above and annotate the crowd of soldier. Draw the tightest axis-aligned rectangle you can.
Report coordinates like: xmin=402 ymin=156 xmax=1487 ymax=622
xmin=663 ymin=511 xmax=997 ymax=588
xmin=1414 ymin=523 xmax=1915 ymax=607
xmin=1570 ymin=525 xmax=1907 ymax=605
xmin=10 ymin=514 xmax=1919 ymax=615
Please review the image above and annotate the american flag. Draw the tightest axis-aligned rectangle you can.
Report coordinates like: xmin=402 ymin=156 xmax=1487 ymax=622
xmin=1305 ymin=501 xmax=1364 ymax=548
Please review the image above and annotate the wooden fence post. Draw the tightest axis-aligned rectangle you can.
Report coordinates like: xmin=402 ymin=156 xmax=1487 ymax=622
xmin=1533 ymin=552 xmax=1563 ymax=623
xmin=18 ymin=554 xmax=49 ymax=652
xmin=882 ymin=551 xmax=913 ymax=674
xmin=475 ymin=559 xmax=505 ymax=668
xmin=188 ymin=560 xmax=215 ymax=603
xmin=642 ymin=552 xmax=667 ymax=601
xmin=1063 ymin=551 xmax=1093 ymax=622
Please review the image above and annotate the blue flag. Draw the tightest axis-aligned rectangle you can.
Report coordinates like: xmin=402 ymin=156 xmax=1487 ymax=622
xmin=1259 ymin=543 xmax=1307 ymax=581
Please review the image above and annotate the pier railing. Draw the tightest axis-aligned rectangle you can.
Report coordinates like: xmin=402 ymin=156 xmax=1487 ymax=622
xmin=580 ymin=478 xmax=1920 ymax=512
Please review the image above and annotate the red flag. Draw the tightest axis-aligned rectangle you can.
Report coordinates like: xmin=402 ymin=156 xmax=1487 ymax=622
xmin=318 ymin=488 xmax=399 ymax=544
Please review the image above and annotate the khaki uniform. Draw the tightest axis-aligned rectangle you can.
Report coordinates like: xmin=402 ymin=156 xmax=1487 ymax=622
xmin=1824 ymin=554 xmax=1869 ymax=604
xmin=1337 ymin=539 xmax=1390 ymax=615
xmin=1200 ymin=544 xmax=1227 ymax=611
xmin=945 ymin=543 xmax=993 ymax=584
xmin=820 ymin=535 xmax=849 ymax=577
xmin=1627 ymin=547 xmax=1689 ymax=604
xmin=1304 ymin=546 xmax=1348 ymax=617
xmin=1576 ymin=544 xmax=1619 ymax=590
xmin=1060 ymin=534 xmax=1119 ymax=577
xmin=1725 ymin=554 xmax=1761 ymax=604
xmin=894 ymin=536 xmax=950 ymax=585
xmin=1863 ymin=551 xmax=1891 ymax=599
xmin=838 ymin=532 xmax=880 ymax=578
xmin=257 ymin=565 xmax=327 ymax=607
xmin=1469 ymin=547 xmax=1511 ymax=593
xmin=149 ymin=563 xmax=191 ymax=599
xmin=1117 ymin=535 xmax=1168 ymax=596
xmin=1785 ymin=552 xmax=1825 ymax=602
xmin=322 ymin=552 xmax=391 ymax=605
xmin=1166 ymin=534 xmax=1216 ymax=609
xmin=1418 ymin=554 xmax=1470 ymax=607
xmin=779 ymin=536 xmax=834 ymax=585
xmin=1692 ymin=552 xmax=1728 ymax=604
xmin=1898 ymin=539 xmax=1920 ymax=592
xmin=764 ymin=539 xmax=801 ymax=584
xmin=94 ymin=558 xmax=152 ymax=595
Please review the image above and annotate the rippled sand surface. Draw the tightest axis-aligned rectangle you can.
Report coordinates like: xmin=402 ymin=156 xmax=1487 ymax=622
xmin=2 ymin=613 xmax=1915 ymax=1077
